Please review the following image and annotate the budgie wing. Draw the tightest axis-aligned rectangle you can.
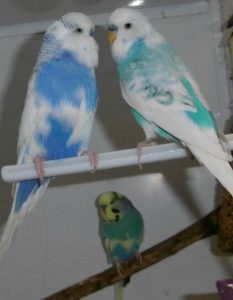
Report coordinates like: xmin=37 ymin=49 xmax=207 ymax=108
xmin=120 ymin=47 xmax=231 ymax=160
xmin=157 ymin=42 xmax=212 ymax=111
xmin=17 ymin=73 xmax=44 ymax=165
xmin=18 ymin=55 xmax=98 ymax=165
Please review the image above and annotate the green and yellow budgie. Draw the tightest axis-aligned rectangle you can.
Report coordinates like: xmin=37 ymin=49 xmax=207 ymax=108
xmin=97 ymin=191 xmax=144 ymax=300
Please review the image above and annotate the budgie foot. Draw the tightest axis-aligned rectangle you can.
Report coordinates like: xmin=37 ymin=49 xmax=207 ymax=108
xmin=135 ymin=251 xmax=143 ymax=264
xmin=137 ymin=138 xmax=157 ymax=169
xmin=115 ymin=261 xmax=124 ymax=276
xmin=33 ymin=156 xmax=45 ymax=184
xmin=81 ymin=149 xmax=98 ymax=172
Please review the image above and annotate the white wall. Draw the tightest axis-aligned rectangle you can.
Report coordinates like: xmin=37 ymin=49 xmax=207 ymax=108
xmin=0 ymin=1 xmax=233 ymax=300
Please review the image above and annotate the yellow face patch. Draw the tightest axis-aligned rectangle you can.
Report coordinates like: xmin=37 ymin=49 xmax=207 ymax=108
xmin=98 ymin=191 xmax=123 ymax=206
xmin=97 ymin=191 xmax=123 ymax=222
xmin=105 ymin=205 xmax=118 ymax=222
xmin=98 ymin=192 xmax=115 ymax=206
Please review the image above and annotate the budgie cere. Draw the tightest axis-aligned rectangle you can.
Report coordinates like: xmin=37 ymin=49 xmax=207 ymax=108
xmin=97 ymin=191 xmax=144 ymax=300
xmin=0 ymin=12 xmax=99 ymax=256
xmin=107 ymin=7 xmax=233 ymax=196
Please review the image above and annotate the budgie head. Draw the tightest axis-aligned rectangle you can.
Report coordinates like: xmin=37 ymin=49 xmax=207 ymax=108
xmin=107 ymin=8 xmax=164 ymax=61
xmin=38 ymin=12 xmax=98 ymax=68
xmin=97 ymin=191 xmax=135 ymax=223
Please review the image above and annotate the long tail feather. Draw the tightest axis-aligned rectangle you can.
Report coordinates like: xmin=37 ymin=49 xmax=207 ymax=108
xmin=114 ymin=281 xmax=124 ymax=300
xmin=0 ymin=179 xmax=49 ymax=258
xmin=188 ymin=145 xmax=233 ymax=196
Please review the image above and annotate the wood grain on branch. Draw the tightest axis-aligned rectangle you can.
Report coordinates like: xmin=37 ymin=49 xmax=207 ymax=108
xmin=217 ymin=122 xmax=233 ymax=252
xmin=218 ymin=187 xmax=233 ymax=251
xmin=218 ymin=125 xmax=233 ymax=253
xmin=44 ymin=208 xmax=219 ymax=300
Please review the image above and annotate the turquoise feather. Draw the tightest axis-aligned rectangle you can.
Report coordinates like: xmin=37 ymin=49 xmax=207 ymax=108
xmin=108 ymin=6 xmax=233 ymax=217
xmin=97 ymin=191 xmax=144 ymax=300
xmin=181 ymin=77 xmax=217 ymax=129
xmin=118 ymin=39 xmax=215 ymax=129
xmin=97 ymin=191 xmax=144 ymax=262
xmin=131 ymin=107 xmax=176 ymax=141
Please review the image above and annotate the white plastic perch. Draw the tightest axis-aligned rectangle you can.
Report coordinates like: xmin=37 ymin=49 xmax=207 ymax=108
xmin=2 ymin=134 xmax=233 ymax=183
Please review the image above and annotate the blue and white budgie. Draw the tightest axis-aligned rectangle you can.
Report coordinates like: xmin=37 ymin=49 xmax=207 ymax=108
xmin=0 ymin=12 xmax=99 ymax=256
xmin=107 ymin=8 xmax=233 ymax=196
xmin=97 ymin=191 xmax=144 ymax=300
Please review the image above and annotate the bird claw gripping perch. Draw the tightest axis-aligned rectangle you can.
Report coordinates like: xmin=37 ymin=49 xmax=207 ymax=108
xmin=136 ymin=138 xmax=157 ymax=170
xmin=33 ymin=156 xmax=45 ymax=184
xmin=80 ymin=149 xmax=98 ymax=173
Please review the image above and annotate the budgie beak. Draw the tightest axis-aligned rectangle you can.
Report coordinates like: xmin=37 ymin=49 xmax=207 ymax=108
xmin=108 ymin=31 xmax=117 ymax=44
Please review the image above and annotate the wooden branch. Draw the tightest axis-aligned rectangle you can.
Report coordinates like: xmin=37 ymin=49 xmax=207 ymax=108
xmin=218 ymin=124 xmax=233 ymax=252
xmin=44 ymin=208 xmax=219 ymax=300
xmin=218 ymin=187 xmax=233 ymax=251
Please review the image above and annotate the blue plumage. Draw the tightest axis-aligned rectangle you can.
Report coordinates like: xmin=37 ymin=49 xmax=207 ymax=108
xmin=15 ymin=180 xmax=40 ymax=212
xmin=0 ymin=12 xmax=99 ymax=255
xmin=36 ymin=51 xmax=97 ymax=111
xmin=15 ymin=51 xmax=98 ymax=214
xmin=34 ymin=50 xmax=98 ymax=161
xmin=36 ymin=116 xmax=82 ymax=160
xmin=112 ymin=244 xmax=133 ymax=262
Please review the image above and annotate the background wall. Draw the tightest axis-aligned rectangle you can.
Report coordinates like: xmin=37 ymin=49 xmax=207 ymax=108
xmin=0 ymin=1 xmax=233 ymax=299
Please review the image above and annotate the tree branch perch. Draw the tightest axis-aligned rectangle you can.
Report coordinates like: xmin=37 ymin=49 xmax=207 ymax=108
xmin=44 ymin=208 xmax=219 ymax=300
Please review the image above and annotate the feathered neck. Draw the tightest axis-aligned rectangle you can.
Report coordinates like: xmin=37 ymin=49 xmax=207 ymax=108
xmin=34 ymin=31 xmax=98 ymax=71
xmin=117 ymin=38 xmax=151 ymax=78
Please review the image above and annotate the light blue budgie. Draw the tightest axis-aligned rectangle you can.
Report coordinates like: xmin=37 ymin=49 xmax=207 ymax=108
xmin=97 ymin=191 xmax=144 ymax=300
xmin=107 ymin=8 xmax=233 ymax=196
xmin=0 ymin=12 xmax=99 ymax=256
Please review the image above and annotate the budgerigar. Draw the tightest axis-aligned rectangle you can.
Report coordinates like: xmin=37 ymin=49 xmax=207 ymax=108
xmin=107 ymin=7 xmax=233 ymax=196
xmin=97 ymin=191 xmax=144 ymax=300
xmin=0 ymin=12 xmax=99 ymax=256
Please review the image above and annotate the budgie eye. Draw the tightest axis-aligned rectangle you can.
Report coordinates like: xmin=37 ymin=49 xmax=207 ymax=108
xmin=75 ymin=28 xmax=83 ymax=33
xmin=124 ymin=23 xmax=132 ymax=29
xmin=111 ymin=208 xmax=120 ymax=214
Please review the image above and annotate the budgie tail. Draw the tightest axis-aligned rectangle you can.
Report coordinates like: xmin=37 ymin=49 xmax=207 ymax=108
xmin=114 ymin=277 xmax=130 ymax=300
xmin=188 ymin=145 xmax=233 ymax=195
xmin=0 ymin=179 xmax=49 ymax=257
xmin=115 ymin=282 xmax=124 ymax=300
